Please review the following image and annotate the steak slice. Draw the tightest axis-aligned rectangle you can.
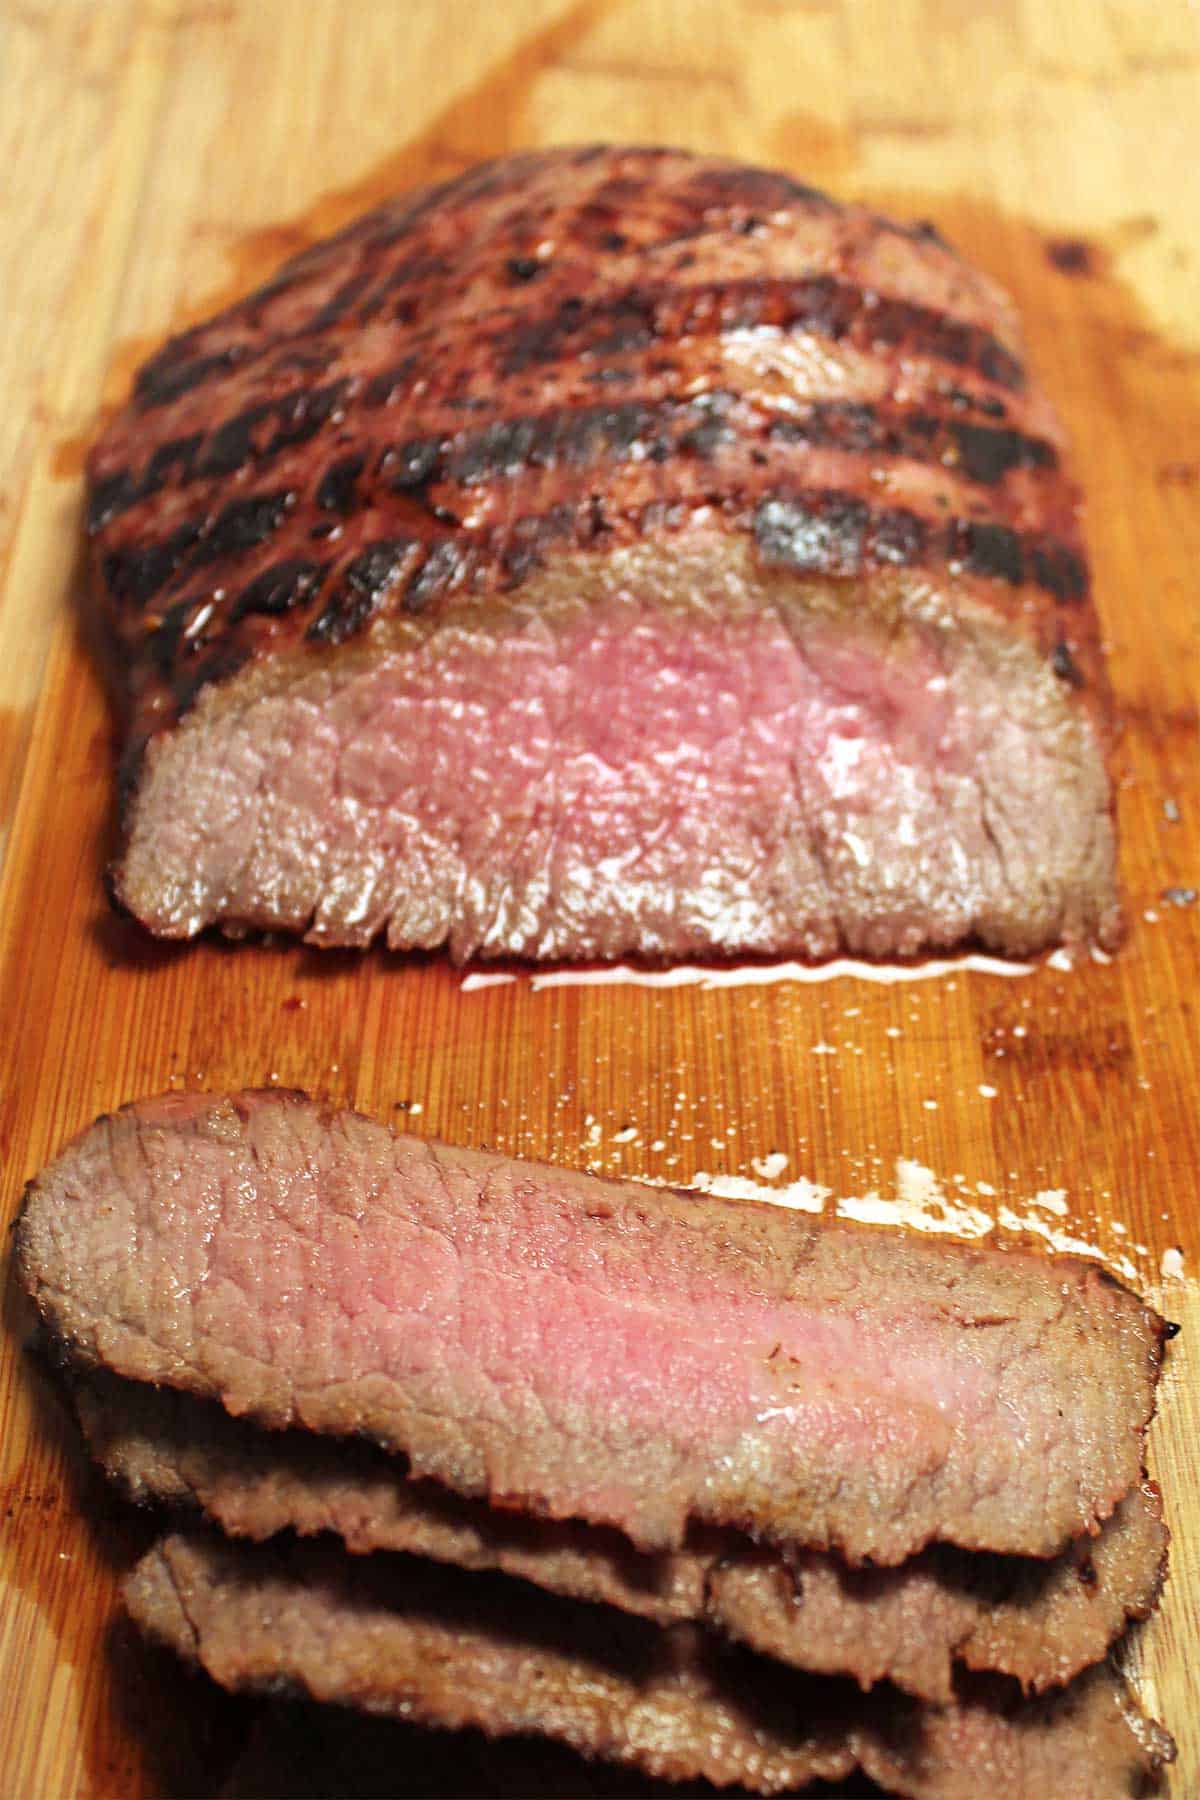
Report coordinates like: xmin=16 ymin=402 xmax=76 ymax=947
xmin=89 ymin=146 xmax=1118 ymax=963
xmin=76 ymin=1369 xmax=1168 ymax=1703
xmin=125 ymin=1532 xmax=1175 ymax=1799
xmin=18 ymin=1091 xmax=1165 ymax=1564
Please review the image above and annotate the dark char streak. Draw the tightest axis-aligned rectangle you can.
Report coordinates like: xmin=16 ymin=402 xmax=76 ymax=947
xmin=307 ymin=539 xmax=417 ymax=643
xmin=230 ymin=559 xmax=328 ymax=622
xmin=499 ymin=275 xmax=1025 ymax=390
xmin=755 ymin=489 xmax=1086 ymax=599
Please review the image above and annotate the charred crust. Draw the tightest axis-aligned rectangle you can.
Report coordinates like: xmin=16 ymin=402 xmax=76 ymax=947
xmin=500 ymin=505 xmax=574 ymax=585
xmin=379 ymin=438 xmax=442 ymax=491
xmin=89 ymin=150 xmax=1092 ymax=732
xmin=495 ymin=276 xmax=1024 ymax=390
xmin=754 ymin=491 xmax=870 ymax=577
xmin=364 ymin=357 xmax=419 ymax=407
xmin=952 ymin=519 xmax=1024 ymax=586
xmin=173 ymin=645 xmax=249 ymax=717
xmin=756 ymin=489 xmax=1083 ymax=599
xmin=505 ymin=256 xmax=545 ymax=283
xmin=198 ymin=405 xmax=274 ymax=479
xmin=263 ymin=380 xmax=353 ymax=453
xmin=755 ymin=490 xmax=927 ymax=576
xmin=403 ymin=539 xmax=472 ymax=613
xmin=1051 ymin=640 xmax=1086 ymax=687
xmin=195 ymin=491 xmax=294 ymax=566
xmin=769 ymin=402 xmax=1054 ymax=484
xmin=306 ymin=538 xmax=417 ymax=643
xmin=305 ymin=270 xmax=374 ymax=334
xmin=949 ymin=420 xmax=1055 ymax=484
xmin=150 ymin=600 xmax=198 ymax=675
xmin=104 ymin=519 xmax=204 ymax=607
xmin=230 ymin=558 xmax=327 ymax=622
xmin=315 ymin=453 xmax=365 ymax=514
xmin=872 ymin=507 xmax=929 ymax=565
xmin=87 ymin=469 xmax=138 ymax=535
xmin=1029 ymin=541 xmax=1089 ymax=601
xmin=89 ymin=436 xmax=205 ymax=533
xmin=134 ymin=343 xmax=252 ymax=411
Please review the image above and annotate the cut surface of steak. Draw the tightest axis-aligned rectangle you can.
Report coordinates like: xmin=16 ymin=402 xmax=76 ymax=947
xmin=89 ymin=146 xmax=1118 ymax=962
xmin=76 ymin=1370 xmax=1168 ymax=1704
xmin=18 ymin=1092 xmax=1164 ymax=1564
xmin=125 ymin=1532 xmax=1175 ymax=1799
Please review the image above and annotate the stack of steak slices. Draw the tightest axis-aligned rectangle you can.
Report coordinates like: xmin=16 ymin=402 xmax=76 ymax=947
xmin=17 ymin=1092 xmax=1175 ymax=1797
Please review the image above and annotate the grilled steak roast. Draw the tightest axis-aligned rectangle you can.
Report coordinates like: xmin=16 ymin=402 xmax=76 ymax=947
xmin=126 ymin=1532 xmax=1175 ymax=1799
xmin=78 ymin=1369 xmax=1167 ymax=1703
xmin=89 ymin=146 xmax=1118 ymax=962
xmin=18 ymin=1091 xmax=1163 ymax=1563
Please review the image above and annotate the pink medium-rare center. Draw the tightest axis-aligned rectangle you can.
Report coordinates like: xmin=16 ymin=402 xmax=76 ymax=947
xmin=108 ymin=1117 xmax=968 ymax=1455
xmin=24 ymin=1093 xmax=1159 ymax=1562
xmin=126 ymin=554 xmax=1110 ymax=961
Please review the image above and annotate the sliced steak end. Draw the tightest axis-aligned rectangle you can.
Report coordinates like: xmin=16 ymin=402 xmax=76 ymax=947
xmin=88 ymin=147 xmax=1118 ymax=962
xmin=17 ymin=1092 xmax=1165 ymax=1566
xmin=125 ymin=1531 xmax=1176 ymax=1800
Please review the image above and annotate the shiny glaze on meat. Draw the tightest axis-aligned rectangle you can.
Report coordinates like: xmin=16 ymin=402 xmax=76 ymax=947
xmin=86 ymin=147 xmax=1099 ymax=762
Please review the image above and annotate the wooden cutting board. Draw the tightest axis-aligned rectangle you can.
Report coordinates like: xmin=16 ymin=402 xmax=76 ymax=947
xmin=2 ymin=2 xmax=1198 ymax=1794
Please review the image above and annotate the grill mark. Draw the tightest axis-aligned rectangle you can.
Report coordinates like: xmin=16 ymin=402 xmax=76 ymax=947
xmin=394 ymin=487 xmax=1083 ymax=614
xmin=149 ymin=599 xmax=203 ymax=677
xmin=378 ymin=437 xmax=442 ymax=492
xmin=134 ymin=343 xmax=254 ymax=411
xmin=88 ymin=434 xmax=205 ymax=534
xmin=95 ymin=385 xmax=351 ymax=532
xmin=448 ymin=398 xmax=678 ymax=486
xmin=306 ymin=269 xmax=375 ymax=334
xmin=756 ymin=488 xmax=1087 ymax=598
xmin=104 ymin=490 xmax=294 ymax=607
xmin=134 ymin=480 xmax=1087 ymax=718
xmin=103 ymin=520 xmax=205 ymax=607
xmin=316 ymin=454 xmax=365 ymax=514
xmin=769 ymin=403 xmax=1055 ymax=484
xmin=230 ymin=559 xmax=328 ymax=622
xmin=98 ymin=379 xmax=1056 ymax=550
xmin=102 ymin=389 xmax=1071 ymax=615
xmin=194 ymin=491 xmax=293 ymax=566
xmin=124 ymin=262 xmax=1023 ymax=478
xmin=355 ymin=254 xmax=455 ymax=325
xmin=307 ymin=539 xmax=420 ymax=644
xmin=499 ymin=275 xmax=1024 ymax=388
xmin=364 ymin=356 xmax=420 ymax=408
xmin=755 ymin=492 xmax=927 ymax=578
xmin=403 ymin=539 xmax=476 ymax=614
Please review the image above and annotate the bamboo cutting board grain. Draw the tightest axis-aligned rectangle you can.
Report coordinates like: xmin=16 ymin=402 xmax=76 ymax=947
xmin=1 ymin=2 xmax=1198 ymax=1794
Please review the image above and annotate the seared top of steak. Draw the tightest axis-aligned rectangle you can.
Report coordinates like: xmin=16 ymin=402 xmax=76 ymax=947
xmin=18 ymin=1092 xmax=1163 ymax=1564
xmin=86 ymin=147 xmax=1097 ymax=753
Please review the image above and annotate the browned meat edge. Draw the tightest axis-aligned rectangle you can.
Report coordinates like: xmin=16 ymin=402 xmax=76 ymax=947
xmin=125 ymin=1531 xmax=1175 ymax=1799
xmin=76 ymin=1369 xmax=1168 ymax=1705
